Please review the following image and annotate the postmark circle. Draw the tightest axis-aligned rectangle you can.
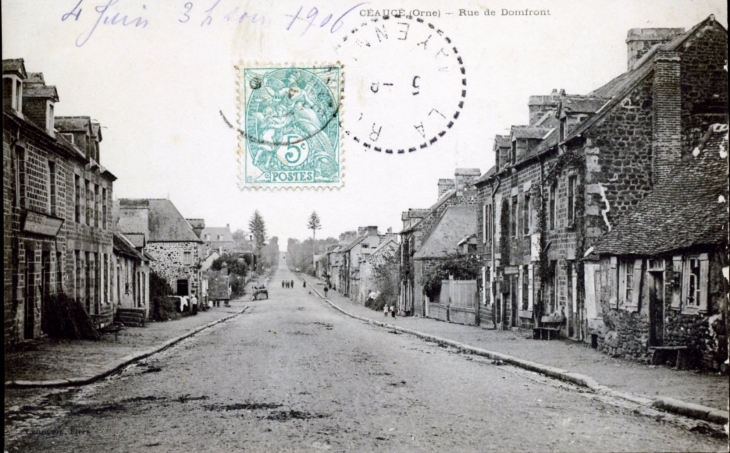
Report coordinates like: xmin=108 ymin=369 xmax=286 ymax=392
xmin=336 ymin=15 xmax=466 ymax=154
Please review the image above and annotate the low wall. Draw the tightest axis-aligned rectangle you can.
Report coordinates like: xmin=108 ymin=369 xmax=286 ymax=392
xmin=450 ymin=306 xmax=477 ymax=326
xmin=427 ymin=302 xmax=448 ymax=322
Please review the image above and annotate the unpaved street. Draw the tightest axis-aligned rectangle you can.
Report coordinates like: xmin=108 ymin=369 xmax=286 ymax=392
xmin=4 ymin=268 xmax=727 ymax=452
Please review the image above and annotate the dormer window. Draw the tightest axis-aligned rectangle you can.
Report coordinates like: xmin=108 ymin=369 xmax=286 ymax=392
xmin=511 ymin=141 xmax=516 ymax=164
xmin=559 ymin=118 xmax=566 ymax=142
xmin=47 ymin=102 xmax=55 ymax=135
xmin=3 ymin=75 xmax=23 ymax=112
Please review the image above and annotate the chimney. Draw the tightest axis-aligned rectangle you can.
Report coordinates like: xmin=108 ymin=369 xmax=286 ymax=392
xmin=21 ymin=73 xmax=59 ymax=136
xmin=652 ymin=49 xmax=682 ymax=185
xmin=528 ymin=90 xmax=563 ymax=125
xmin=454 ymin=168 xmax=481 ymax=196
xmin=438 ymin=178 xmax=455 ymax=199
xmin=626 ymin=28 xmax=684 ymax=70
xmin=91 ymin=121 xmax=102 ymax=163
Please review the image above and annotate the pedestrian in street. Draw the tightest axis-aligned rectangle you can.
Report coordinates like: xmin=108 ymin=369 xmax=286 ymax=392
xmin=390 ymin=305 xmax=396 ymax=319
xmin=291 ymin=280 xmax=294 ymax=288
xmin=324 ymin=286 xmax=329 ymax=297
xmin=282 ymin=281 xmax=285 ymax=288
xmin=383 ymin=305 xmax=388 ymax=317
xmin=303 ymin=281 xmax=306 ymax=288
xmin=190 ymin=292 xmax=198 ymax=315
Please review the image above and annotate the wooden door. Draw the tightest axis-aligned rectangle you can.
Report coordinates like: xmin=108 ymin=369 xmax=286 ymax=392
xmin=649 ymin=271 xmax=664 ymax=346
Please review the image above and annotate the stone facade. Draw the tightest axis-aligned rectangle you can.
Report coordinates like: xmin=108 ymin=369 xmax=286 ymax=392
xmin=4 ymin=59 xmax=116 ymax=347
xmin=474 ymin=17 xmax=728 ymax=353
xmin=145 ymin=241 xmax=201 ymax=296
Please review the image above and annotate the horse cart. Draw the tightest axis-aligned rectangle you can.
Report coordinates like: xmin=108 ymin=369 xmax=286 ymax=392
xmin=252 ymin=285 xmax=269 ymax=300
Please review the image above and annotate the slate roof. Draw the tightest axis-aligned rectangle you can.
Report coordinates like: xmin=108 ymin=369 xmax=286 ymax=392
xmin=511 ymin=125 xmax=552 ymax=140
xmin=494 ymin=135 xmax=510 ymax=148
xmin=341 ymin=234 xmax=368 ymax=252
xmin=371 ymin=237 xmax=398 ymax=256
xmin=202 ymin=227 xmax=233 ymax=243
xmin=23 ymin=76 xmax=59 ymax=101
xmin=116 ymin=199 xmax=202 ymax=243
xmin=592 ymin=124 xmax=729 ymax=257
xmin=2 ymin=59 xmax=26 ymax=77
xmin=414 ymin=205 xmax=477 ymax=259
xmin=55 ymin=116 xmax=92 ymax=133
xmin=113 ymin=232 xmax=145 ymax=261
xmin=474 ymin=165 xmax=497 ymax=185
xmin=400 ymin=188 xmax=459 ymax=234
xmin=558 ymin=96 xmax=609 ymax=117
xmin=567 ymin=15 xmax=723 ymax=144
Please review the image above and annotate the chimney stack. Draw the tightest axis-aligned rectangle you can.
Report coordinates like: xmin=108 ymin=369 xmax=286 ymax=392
xmin=626 ymin=28 xmax=684 ymax=70
xmin=652 ymin=49 xmax=682 ymax=185
xmin=437 ymin=179 xmax=455 ymax=199
xmin=454 ymin=168 xmax=481 ymax=196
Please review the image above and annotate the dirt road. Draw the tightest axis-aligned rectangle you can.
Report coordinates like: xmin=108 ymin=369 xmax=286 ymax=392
xmin=4 ymin=267 xmax=727 ymax=452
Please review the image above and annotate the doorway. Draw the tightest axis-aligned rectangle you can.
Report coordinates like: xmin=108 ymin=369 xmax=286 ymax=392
xmin=24 ymin=249 xmax=34 ymax=339
xmin=176 ymin=279 xmax=189 ymax=296
xmin=649 ymin=270 xmax=665 ymax=346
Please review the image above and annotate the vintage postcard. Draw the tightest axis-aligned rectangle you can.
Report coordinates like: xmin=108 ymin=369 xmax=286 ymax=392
xmin=3 ymin=0 xmax=729 ymax=451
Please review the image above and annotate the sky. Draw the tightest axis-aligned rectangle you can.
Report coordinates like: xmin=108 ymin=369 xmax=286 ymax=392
xmin=3 ymin=0 xmax=726 ymax=245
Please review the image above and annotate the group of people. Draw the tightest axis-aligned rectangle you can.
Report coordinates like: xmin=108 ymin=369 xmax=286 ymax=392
xmin=383 ymin=304 xmax=397 ymax=319
xmin=281 ymin=280 xmax=298 ymax=288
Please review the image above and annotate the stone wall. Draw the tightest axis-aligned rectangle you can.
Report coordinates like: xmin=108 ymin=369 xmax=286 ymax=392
xmin=597 ymin=250 xmax=728 ymax=370
xmin=145 ymin=241 xmax=201 ymax=296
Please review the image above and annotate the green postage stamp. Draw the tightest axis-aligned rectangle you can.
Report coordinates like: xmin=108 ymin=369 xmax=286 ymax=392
xmin=237 ymin=64 xmax=343 ymax=189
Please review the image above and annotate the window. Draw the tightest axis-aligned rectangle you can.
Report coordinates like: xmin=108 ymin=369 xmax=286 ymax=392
xmin=102 ymin=188 xmax=107 ymax=229
xmin=86 ymin=180 xmax=93 ymax=226
xmin=687 ymin=258 xmax=701 ymax=308
xmin=94 ymin=185 xmax=100 ymax=228
xmin=511 ymin=195 xmax=518 ymax=237
xmin=521 ymin=265 xmax=529 ymax=310
xmin=183 ymin=251 xmax=192 ymax=265
xmin=522 ymin=193 xmax=531 ymax=235
xmin=549 ymin=183 xmax=557 ymax=230
xmin=624 ymin=261 xmax=634 ymax=304
xmin=618 ymin=258 xmax=643 ymax=311
xmin=567 ymin=175 xmax=576 ymax=225
xmin=14 ymin=146 xmax=23 ymax=208
xmin=47 ymin=103 xmax=54 ymax=134
xmin=510 ymin=142 xmax=516 ymax=164
xmin=218 ymin=234 xmax=223 ymax=240
xmin=74 ymin=175 xmax=81 ymax=223
xmin=482 ymin=203 xmax=494 ymax=244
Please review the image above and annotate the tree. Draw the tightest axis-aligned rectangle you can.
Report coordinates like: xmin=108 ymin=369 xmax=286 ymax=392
xmin=420 ymin=252 xmax=482 ymax=301
xmin=248 ymin=211 xmax=267 ymax=247
xmin=307 ymin=211 xmax=322 ymax=269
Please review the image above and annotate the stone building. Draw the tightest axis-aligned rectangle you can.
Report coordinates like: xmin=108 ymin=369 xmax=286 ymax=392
xmin=3 ymin=59 xmax=116 ymax=346
xmin=589 ymin=124 xmax=728 ymax=370
xmin=356 ymin=237 xmax=399 ymax=305
xmin=400 ymin=168 xmax=481 ymax=317
xmin=114 ymin=199 xmax=204 ymax=297
xmin=414 ymin=205 xmax=478 ymax=324
xmin=199 ymin=224 xmax=235 ymax=255
xmin=340 ymin=226 xmax=382 ymax=299
xmin=475 ymin=16 xmax=728 ymax=347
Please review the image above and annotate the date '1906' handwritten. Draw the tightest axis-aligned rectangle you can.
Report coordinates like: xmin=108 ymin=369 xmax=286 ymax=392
xmin=60 ymin=0 xmax=365 ymax=47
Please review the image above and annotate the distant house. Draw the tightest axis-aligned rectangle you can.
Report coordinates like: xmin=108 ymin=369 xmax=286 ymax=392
xmin=357 ymin=237 xmax=399 ymax=305
xmin=400 ymin=168 xmax=481 ymax=317
xmin=413 ymin=205 xmax=478 ymax=324
xmin=200 ymin=224 xmax=235 ymax=255
xmin=589 ymin=124 xmax=728 ymax=370
xmin=114 ymin=199 xmax=204 ymax=297
xmin=340 ymin=226 xmax=381 ymax=298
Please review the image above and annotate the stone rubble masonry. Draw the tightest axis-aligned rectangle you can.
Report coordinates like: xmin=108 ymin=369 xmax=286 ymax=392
xmin=4 ymin=65 xmax=114 ymax=348
xmin=471 ymin=18 xmax=728 ymax=365
xmin=145 ymin=241 xmax=201 ymax=296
